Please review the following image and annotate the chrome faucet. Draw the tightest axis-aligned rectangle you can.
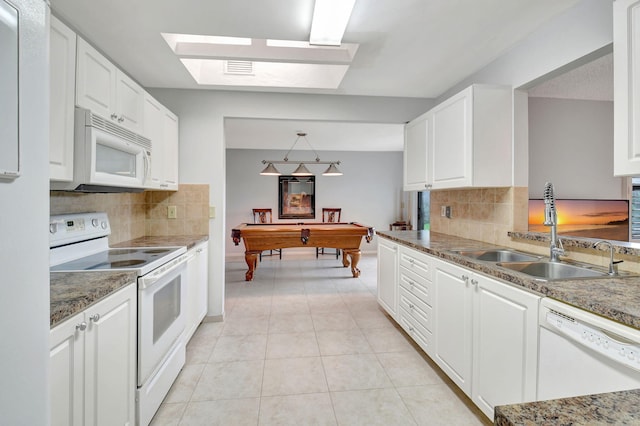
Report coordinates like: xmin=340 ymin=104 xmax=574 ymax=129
xmin=593 ymin=240 xmax=623 ymax=275
xmin=543 ymin=182 xmax=565 ymax=262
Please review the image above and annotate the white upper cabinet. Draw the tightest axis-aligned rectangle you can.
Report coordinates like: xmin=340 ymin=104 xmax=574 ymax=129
xmin=614 ymin=0 xmax=640 ymax=176
xmin=49 ymin=16 xmax=76 ymax=182
xmin=403 ymin=84 xmax=512 ymax=191
xmin=430 ymin=85 xmax=512 ymax=189
xmin=403 ymin=112 xmax=431 ymax=191
xmin=76 ymin=37 xmax=144 ymax=134
xmin=143 ymin=92 xmax=179 ymax=190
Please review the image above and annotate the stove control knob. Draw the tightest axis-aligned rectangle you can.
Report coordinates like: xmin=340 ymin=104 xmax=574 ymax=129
xmin=91 ymin=218 xmax=99 ymax=227
xmin=49 ymin=223 xmax=57 ymax=234
xmin=101 ymin=221 xmax=108 ymax=229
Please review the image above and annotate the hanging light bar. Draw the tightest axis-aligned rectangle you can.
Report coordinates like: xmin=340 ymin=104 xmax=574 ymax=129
xmin=260 ymin=132 xmax=342 ymax=176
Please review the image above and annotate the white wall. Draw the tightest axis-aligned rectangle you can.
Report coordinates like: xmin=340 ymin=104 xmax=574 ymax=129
xmin=528 ymin=97 xmax=623 ymax=199
xmin=226 ymin=149 xmax=402 ymax=259
xmin=0 ymin=0 xmax=50 ymax=423
xmin=149 ymin=89 xmax=434 ymax=317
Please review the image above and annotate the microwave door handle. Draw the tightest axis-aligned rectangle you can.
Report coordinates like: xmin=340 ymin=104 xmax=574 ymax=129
xmin=143 ymin=150 xmax=151 ymax=183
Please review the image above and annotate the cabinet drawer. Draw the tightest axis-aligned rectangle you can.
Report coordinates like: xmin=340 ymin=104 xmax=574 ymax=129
xmin=399 ymin=306 xmax=433 ymax=355
xmin=399 ymin=247 xmax=431 ymax=279
xmin=399 ymin=266 xmax=432 ymax=306
xmin=399 ymin=286 xmax=433 ymax=332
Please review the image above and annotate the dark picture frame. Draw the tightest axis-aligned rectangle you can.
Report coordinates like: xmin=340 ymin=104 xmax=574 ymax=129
xmin=278 ymin=175 xmax=315 ymax=219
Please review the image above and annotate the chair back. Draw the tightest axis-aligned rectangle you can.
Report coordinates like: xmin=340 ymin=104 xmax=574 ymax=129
xmin=322 ymin=208 xmax=341 ymax=223
xmin=253 ymin=208 xmax=273 ymax=224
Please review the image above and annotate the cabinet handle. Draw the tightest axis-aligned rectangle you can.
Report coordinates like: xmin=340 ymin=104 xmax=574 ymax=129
xmin=471 ymin=279 xmax=478 ymax=286
xmin=117 ymin=116 xmax=125 ymax=123
xmin=409 ymin=326 xmax=414 ymax=332
xmin=76 ymin=322 xmax=87 ymax=331
xmin=409 ymin=303 xmax=415 ymax=309
xmin=89 ymin=313 xmax=100 ymax=323
xmin=461 ymin=274 xmax=469 ymax=282
xmin=110 ymin=113 xmax=118 ymax=120
xmin=197 ymin=248 xmax=203 ymax=253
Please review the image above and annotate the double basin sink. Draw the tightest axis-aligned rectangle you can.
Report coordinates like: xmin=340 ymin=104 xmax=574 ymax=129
xmin=450 ymin=249 xmax=624 ymax=281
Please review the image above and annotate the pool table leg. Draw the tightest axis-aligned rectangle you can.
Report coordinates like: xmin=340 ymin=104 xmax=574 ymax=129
xmin=245 ymin=251 xmax=259 ymax=281
xmin=343 ymin=249 xmax=362 ymax=278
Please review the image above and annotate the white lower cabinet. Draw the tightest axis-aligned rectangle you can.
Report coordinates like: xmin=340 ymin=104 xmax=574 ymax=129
xmin=377 ymin=238 xmax=399 ymax=318
xmin=185 ymin=241 xmax=209 ymax=342
xmin=49 ymin=284 xmax=136 ymax=426
xmin=471 ymin=273 xmax=539 ymax=418
xmin=377 ymin=239 xmax=541 ymax=420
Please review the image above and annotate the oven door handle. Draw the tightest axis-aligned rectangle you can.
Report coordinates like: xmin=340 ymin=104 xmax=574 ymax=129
xmin=138 ymin=253 xmax=188 ymax=290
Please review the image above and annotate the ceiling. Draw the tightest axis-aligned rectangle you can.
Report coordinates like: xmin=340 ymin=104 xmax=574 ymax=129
xmin=50 ymin=0 xmax=586 ymax=152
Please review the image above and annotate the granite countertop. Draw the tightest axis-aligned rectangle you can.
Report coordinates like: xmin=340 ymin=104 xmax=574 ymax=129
xmin=376 ymin=230 xmax=640 ymax=425
xmin=494 ymin=390 xmax=640 ymax=425
xmin=50 ymin=270 xmax=138 ymax=327
xmin=50 ymin=235 xmax=209 ymax=328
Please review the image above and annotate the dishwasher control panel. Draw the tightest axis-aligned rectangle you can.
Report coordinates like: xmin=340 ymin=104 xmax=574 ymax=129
xmin=545 ymin=309 xmax=640 ymax=371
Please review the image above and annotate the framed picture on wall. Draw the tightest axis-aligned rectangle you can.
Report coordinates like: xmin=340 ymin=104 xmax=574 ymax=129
xmin=279 ymin=175 xmax=315 ymax=219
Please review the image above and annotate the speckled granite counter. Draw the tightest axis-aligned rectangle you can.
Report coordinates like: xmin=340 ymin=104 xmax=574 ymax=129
xmin=377 ymin=230 xmax=640 ymax=330
xmin=50 ymin=271 xmax=138 ymax=327
xmin=376 ymin=230 xmax=640 ymax=425
xmin=494 ymin=389 xmax=640 ymax=425
xmin=113 ymin=234 xmax=208 ymax=250
xmin=50 ymin=235 xmax=208 ymax=328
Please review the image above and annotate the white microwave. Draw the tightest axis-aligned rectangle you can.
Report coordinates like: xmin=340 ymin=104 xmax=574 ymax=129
xmin=51 ymin=107 xmax=152 ymax=192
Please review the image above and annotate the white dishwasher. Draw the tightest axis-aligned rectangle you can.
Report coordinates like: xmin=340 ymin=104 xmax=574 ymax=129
xmin=538 ymin=297 xmax=640 ymax=401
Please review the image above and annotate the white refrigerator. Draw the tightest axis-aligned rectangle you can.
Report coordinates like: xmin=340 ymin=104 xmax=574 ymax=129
xmin=0 ymin=0 xmax=50 ymax=424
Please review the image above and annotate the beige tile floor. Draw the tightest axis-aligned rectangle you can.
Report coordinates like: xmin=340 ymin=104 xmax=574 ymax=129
xmin=151 ymin=253 xmax=491 ymax=425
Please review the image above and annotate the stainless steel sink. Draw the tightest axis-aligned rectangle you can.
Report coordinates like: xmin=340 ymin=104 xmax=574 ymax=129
xmin=496 ymin=261 xmax=608 ymax=281
xmin=451 ymin=249 xmax=543 ymax=263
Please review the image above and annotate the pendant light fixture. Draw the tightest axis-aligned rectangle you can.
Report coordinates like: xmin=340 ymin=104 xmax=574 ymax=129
xmin=260 ymin=132 xmax=343 ymax=176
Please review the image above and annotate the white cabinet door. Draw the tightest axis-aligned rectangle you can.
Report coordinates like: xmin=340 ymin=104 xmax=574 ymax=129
xmin=377 ymin=238 xmax=399 ymax=318
xmin=429 ymin=85 xmax=511 ymax=189
xmin=76 ymin=37 xmax=116 ymax=121
xmin=49 ymin=16 xmax=76 ymax=182
xmin=433 ymin=258 xmax=473 ymax=396
xmin=84 ymin=284 xmax=136 ymax=426
xmin=76 ymin=37 xmax=145 ymax=134
xmin=144 ymin=93 xmax=164 ymax=188
xmin=50 ymin=284 xmax=136 ymax=426
xmin=403 ymin=113 xmax=431 ymax=191
xmin=471 ymin=274 xmax=540 ymax=419
xmin=614 ymin=0 xmax=640 ymax=176
xmin=162 ymin=108 xmax=180 ymax=190
xmin=50 ymin=311 xmax=84 ymax=426
xmin=115 ymin=70 xmax=144 ymax=134
xmin=431 ymin=88 xmax=472 ymax=188
xmin=185 ymin=242 xmax=209 ymax=342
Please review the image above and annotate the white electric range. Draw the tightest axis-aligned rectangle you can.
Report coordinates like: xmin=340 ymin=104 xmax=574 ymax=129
xmin=50 ymin=212 xmax=189 ymax=426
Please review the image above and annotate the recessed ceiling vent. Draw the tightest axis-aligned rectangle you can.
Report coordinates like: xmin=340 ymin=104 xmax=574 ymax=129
xmin=224 ymin=60 xmax=254 ymax=75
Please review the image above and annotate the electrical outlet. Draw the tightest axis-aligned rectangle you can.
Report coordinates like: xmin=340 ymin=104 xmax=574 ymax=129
xmin=167 ymin=205 xmax=177 ymax=219
xmin=441 ymin=206 xmax=447 ymax=217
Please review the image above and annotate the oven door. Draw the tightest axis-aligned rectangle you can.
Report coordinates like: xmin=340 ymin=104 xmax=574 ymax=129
xmin=137 ymin=254 xmax=188 ymax=386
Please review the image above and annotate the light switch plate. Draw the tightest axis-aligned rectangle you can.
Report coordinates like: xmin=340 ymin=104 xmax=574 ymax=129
xmin=209 ymin=206 xmax=216 ymax=218
xmin=168 ymin=205 xmax=177 ymax=219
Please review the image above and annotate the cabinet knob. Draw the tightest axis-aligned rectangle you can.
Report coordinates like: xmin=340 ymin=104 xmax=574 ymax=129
xmin=461 ymin=274 xmax=469 ymax=282
xmin=76 ymin=322 xmax=87 ymax=331
xmin=89 ymin=313 xmax=100 ymax=323
xmin=471 ymin=279 xmax=478 ymax=286
xmin=117 ymin=116 xmax=125 ymax=123
xmin=110 ymin=113 xmax=118 ymax=120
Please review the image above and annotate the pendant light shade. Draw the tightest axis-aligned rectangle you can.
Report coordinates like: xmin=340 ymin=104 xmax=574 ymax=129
xmin=292 ymin=163 xmax=313 ymax=176
xmin=260 ymin=132 xmax=342 ymax=176
xmin=260 ymin=162 xmax=281 ymax=175
xmin=322 ymin=163 xmax=343 ymax=176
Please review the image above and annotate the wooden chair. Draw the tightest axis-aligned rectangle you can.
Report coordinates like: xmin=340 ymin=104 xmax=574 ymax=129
xmin=316 ymin=208 xmax=342 ymax=259
xmin=252 ymin=208 xmax=282 ymax=260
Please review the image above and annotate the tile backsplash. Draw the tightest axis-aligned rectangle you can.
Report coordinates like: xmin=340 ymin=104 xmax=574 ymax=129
xmin=51 ymin=184 xmax=209 ymax=245
xmin=430 ymin=187 xmax=528 ymax=246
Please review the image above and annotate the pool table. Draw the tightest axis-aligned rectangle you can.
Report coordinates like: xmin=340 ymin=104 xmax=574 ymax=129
xmin=231 ymin=222 xmax=375 ymax=281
